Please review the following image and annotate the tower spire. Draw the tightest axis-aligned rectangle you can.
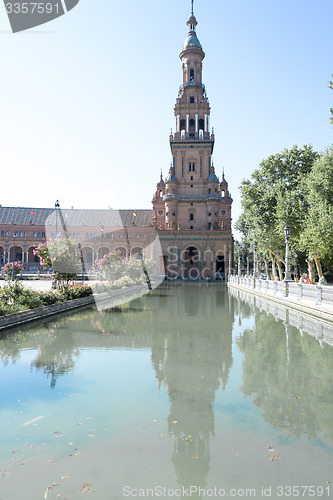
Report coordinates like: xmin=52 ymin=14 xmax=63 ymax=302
xmin=191 ymin=0 xmax=194 ymax=15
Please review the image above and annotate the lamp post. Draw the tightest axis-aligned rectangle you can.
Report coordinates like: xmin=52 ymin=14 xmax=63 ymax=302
xmin=55 ymin=200 xmax=60 ymax=238
xmin=284 ymin=225 xmax=293 ymax=281
xmin=100 ymin=225 xmax=104 ymax=280
xmin=253 ymin=241 xmax=259 ymax=278
xmin=246 ymin=256 xmax=250 ymax=276
xmin=237 ymin=249 xmax=241 ymax=276
xmin=12 ymin=232 xmax=16 ymax=281
xmin=228 ymin=250 xmax=231 ymax=277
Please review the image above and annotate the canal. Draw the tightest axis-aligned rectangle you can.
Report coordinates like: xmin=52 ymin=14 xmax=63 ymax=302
xmin=0 ymin=284 xmax=332 ymax=499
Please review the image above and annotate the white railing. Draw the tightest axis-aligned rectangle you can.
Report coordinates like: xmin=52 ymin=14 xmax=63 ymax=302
xmin=228 ymin=275 xmax=333 ymax=307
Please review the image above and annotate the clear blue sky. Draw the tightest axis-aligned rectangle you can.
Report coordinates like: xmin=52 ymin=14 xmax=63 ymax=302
xmin=0 ymin=0 xmax=332 ymax=234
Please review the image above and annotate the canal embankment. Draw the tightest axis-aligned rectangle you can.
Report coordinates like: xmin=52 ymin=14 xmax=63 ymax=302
xmin=228 ymin=275 xmax=333 ymax=322
xmin=0 ymin=284 xmax=151 ymax=333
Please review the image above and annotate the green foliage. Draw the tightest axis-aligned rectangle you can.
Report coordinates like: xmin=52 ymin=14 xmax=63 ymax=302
xmin=236 ymin=145 xmax=319 ymax=262
xmin=0 ymin=280 xmax=92 ymax=317
xmin=2 ymin=261 xmax=23 ymax=277
xmin=34 ymin=239 xmax=81 ymax=289
xmin=94 ymin=251 xmax=155 ymax=286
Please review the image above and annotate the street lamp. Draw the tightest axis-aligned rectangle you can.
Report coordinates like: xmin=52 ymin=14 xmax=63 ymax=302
xmin=12 ymin=232 xmax=16 ymax=281
xmin=55 ymin=200 xmax=60 ymax=238
xmin=284 ymin=225 xmax=293 ymax=281
xmin=237 ymin=249 xmax=241 ymax=276
xmin=100 ymin=225 xmax=104 ymax=281
xmin=246 ymin=256 xmax=250 ymax=276
xmin=253 ymin=241 xmax=259 ymax=278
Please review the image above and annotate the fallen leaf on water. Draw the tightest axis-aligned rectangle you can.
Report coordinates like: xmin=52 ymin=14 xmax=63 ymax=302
xmin=159 ymin=433 xmax=164 ymax=437
xmin=169 ymin=393 xmax=175 ymax=396
xmin=172 ymin=421 xmax=178 ymax=424
xmin=270 ymin=455 xmax=281 ymax=461
xmin=62 ymin=475 xmax=71 ymax=479
xmin=54 ymin=431 xmax=63 ymax=437
xmin=88 ymin=434 xmax=95 ymax=438
xmin=192 ymin=454 xmax=198 ymax=459
xmin=11 ymin=450 xmax=20 ymax=454
xmin=265 ymin=445 xmax=274 ymax=451
xmin=69 ymin=449 xmax=80 ymax=457
xmin=79 ymin=482 xmax=93 ymax=493
xmin=0 ymin=470 xmax=9 ymax=476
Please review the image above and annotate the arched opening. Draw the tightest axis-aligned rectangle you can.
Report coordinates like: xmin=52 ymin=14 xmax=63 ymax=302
xmin=81 ymin=247 xmax=94 ymax=266
xmin=28 ymin=247 xmax=40 ymax=269
xmin=97 ymin=247 xmax=109 ymax=259
xmin=215 ymin=252 xmax=225 ymax=280
xmin=0 ymin=246 xmax=5 ymax=268
xmin=180 ymin=119 xmax=186 ymax=135
xmin=183 ymin=246 xmax=200 ymax=279
xmin=115 ymin=247 xmax=127 ymax=258
xmin=222 ymin=190 xmax=225 ymax=197
xmin=198 ymin=118 xmax=204 ymax=131
xmin=189 ymin=213 xmax=194 ymax=221
xmin=190 ymin=68 xmax=194 ymax=82
xmin=131 ymin=247 xmax=143 ymax=260
xmin=189 ymin=118 xmax=195 ymax=137
xmin=159 ymin=190 xmax=163 ymax=198
xmin=10 ymin=246 xmax=23 ymax=262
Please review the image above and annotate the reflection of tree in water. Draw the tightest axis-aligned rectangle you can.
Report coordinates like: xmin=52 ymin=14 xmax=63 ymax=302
xmin=151 ymin=285 xmax=235 ymax=492
xmin=0 ymin=298 xmax=154 ymax=388
xmin=237 ymin=307 xmax=333 ymax=444
xmin=31 ymin=326 xmax=80 ymax=388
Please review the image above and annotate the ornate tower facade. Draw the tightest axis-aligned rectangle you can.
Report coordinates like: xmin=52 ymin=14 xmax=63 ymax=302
xmin=152 ymin=3 xmax=233 ymax=279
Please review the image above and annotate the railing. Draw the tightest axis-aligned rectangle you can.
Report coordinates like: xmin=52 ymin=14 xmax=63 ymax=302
xmin=228 ymin=275 xmax=333 ymax=308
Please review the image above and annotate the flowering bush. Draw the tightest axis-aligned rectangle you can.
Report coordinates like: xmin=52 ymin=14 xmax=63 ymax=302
xmin=2 ymin=261 xmax=23 ymax=277
xmin=93 ymin=251 xmax=155 ymax=286
xmin=34 ymin=239 xmax=81 ymax=289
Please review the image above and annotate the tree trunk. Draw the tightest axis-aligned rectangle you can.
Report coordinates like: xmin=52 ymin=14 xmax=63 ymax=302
xmin=306 ymin=256 xmax=316 ymax=284
xmin=264 ymin=259 xmax=271 ymax=280
xmin=276 ymin=260 xmax=284 ymax=281
xmin=315 ymin=258 xmax=323 ymax=279
xmin=271 ymin=258 xmax=277 ymax=279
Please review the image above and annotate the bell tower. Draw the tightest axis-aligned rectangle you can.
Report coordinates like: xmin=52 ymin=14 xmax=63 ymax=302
xmin=152 ymin=1 xmax=233 ymax=279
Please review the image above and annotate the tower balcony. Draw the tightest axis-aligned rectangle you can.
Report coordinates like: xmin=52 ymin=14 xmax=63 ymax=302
xmin=170 ymin=132 xmax=215 ymax=142
xmin=179 ymin=81 xmax=205 ymax=93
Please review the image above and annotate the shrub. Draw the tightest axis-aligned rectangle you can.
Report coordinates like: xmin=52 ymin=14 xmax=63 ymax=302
xmin=2 ymin=262 xmax=23 ymax=277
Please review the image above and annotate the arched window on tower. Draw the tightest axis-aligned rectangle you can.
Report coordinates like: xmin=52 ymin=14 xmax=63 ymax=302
xmin=189 ymin=119 xmax=195 ymax=137
xmin=190 ymin=69 xmax=194 ymax=82
xmin=190 ymin=213 xmax=194 ymax=221
xmin=222 ymin=190 xmax=225 ymax=197
xmin=159 ymin=190 xmax=163 ymax=198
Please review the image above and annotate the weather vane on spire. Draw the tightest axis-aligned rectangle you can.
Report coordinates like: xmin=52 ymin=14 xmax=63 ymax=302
xmin=191 ymin=0 xmax=194 ymax=15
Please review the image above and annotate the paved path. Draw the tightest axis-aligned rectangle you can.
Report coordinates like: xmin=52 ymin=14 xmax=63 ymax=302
xmin=1 ymin=280 xmax=52 ymax=291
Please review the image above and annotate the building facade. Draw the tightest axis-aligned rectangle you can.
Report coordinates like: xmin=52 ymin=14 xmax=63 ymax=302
xmin=0 ymin=5 xmax=233 ymax=279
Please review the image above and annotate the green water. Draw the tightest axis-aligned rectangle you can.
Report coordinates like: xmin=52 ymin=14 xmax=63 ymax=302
xmin=0 ymin=285 xmax=332 ymax=499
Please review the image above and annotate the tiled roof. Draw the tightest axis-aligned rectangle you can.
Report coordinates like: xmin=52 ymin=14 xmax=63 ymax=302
xmin=0 ymin=207 xmax=153 ymax=228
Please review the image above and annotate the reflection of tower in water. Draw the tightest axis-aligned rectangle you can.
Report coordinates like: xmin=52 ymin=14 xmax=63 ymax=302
xmin=151 ymin=285 xmax=234 ymax=491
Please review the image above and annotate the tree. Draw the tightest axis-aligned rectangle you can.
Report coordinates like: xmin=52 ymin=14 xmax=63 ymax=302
xmin=34 ymin=239 xmax=81 ymax=289
xmin=236 ymin=145 xmax=319 ymax=280
xmin=299 ymin=147 xmax=333 ymax=282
